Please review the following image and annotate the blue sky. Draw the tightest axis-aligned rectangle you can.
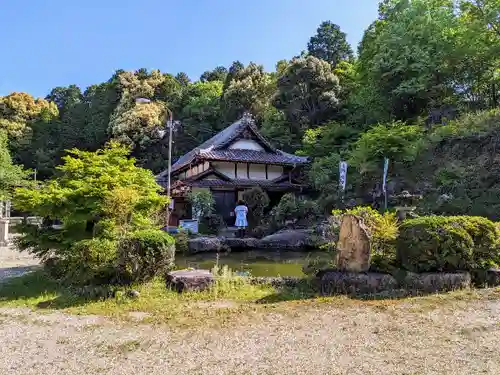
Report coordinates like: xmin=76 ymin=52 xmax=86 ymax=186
xmin=0 ymin=0 xmax=379 ymax=98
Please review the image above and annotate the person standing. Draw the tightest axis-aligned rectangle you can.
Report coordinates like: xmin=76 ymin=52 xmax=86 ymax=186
xmin=234 ymin=200 xmax=248 ymax=238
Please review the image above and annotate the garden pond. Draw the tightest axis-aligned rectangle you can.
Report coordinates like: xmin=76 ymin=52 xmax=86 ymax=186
xmin=175 ymin=250 xmax=331 ymax=277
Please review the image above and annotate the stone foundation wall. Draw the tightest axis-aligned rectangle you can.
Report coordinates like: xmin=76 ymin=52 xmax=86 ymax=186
xmin=246 ymin=270 xmax=497 ymax=296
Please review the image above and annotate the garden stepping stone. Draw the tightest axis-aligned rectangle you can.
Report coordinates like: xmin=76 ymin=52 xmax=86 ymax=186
xmin=165 ymin=269 xmax=214 ymax=293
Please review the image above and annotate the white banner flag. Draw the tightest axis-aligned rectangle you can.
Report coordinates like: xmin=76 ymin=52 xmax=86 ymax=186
xmin=382 ymin=158 xmax=389 ymax=193
xmin=339 ymin=161 xmax=348 ymax=192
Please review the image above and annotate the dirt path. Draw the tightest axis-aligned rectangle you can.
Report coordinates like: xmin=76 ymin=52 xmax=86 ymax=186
xmin=1 ymin=297 xmax=500 ymax=375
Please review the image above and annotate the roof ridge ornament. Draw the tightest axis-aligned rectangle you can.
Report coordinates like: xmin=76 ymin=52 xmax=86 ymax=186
xmin=241 ymin=112 xmax=254 ymax=125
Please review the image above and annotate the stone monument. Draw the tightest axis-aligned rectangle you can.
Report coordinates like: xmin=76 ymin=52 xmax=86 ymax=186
xmin=335 ymin=214 xmax=371 ymax=272
xmin=0 ymin=200 xmax=11 ymax=247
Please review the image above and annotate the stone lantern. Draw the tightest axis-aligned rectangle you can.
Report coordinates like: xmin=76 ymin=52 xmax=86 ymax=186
xmin=391 ymin=191 xmax=422 ymax=221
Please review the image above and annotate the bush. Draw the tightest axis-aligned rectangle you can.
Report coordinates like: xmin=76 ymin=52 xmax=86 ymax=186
xmin=44 ymin=238 xmax=120 ymax=286
xmin=172 ymin=230 xmax=189 ymax=253
xmin=117 ymin=229 xmax=175 ymax=283
xmin=199 ymin=214 xmax=226 ymax=235
xmin=396 ymin=216 xmax=500 ymax=273
xmin=12 ymin=143 xmax=168 ymax=286
xmin=242 ymin=187 xmax=270 ymax=228
xmin=272 ymin=193 xmax=321 ymax=226
xmin=331 ymin=206 xmax=399 ymax=272
xmin=188 ymin=189 xmax=214 ymax=218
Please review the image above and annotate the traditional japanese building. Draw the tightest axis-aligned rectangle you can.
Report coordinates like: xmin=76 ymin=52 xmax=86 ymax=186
xmin=156 ymin=113 xmax=309 ymax=226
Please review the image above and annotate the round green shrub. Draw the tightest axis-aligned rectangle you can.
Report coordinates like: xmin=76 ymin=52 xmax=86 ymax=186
xmin=172 ymin=230 xmax=189 ymax=253
xmin=396 ymin=216 xmax=500 ymax=273
xmin=117 ymin=229 xmax=175 ymax=283
xmin=199 ymin=214 xmax=226 ymax=235
xmin=242 ymin=187 xmax=270 ymax=228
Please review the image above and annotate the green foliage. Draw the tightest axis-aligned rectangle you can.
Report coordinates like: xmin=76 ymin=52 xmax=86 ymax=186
xmin=199 ymin=214 xmax=226 ymax=235
xmin=397 ymin=216 xmax=500 ymax=272
xmin=222 ymin=62 xmax=274 ymax=122
xmin=242 ymin=187 xmax=270 ymax=228
xmin=429 ymin=108 xmax=500 ymax=141
xmin=332 ymin=206 xmax=399 ymax=272
xmin=274 ymin=56 xmax=341 ymax=130
xmin=2 ymin=5 xmax=500 ymax=224
xmin=0 ymin=92 xmax=58 ymax=136
xmin=0 ymin=131 xmax=31 ymax=199
xmin=260 ymin=107 xmax=297 ymax=152
xmin=349 ymin=121 xmax=424 ymax=174
xmin=200 ymin=66 xmax=228 ymax=83
xmin=13 ymin=142 xmax=169 ymax=286
xmin=272 ymin=193 xmax=320 ymax=226
xmin=411 ymin=109 xmax=500 ymax=220
xmin=172 ymin=230 xmax=189 ymax=253
xmin=300 ymin=121 xmax=357 ymax=159
xmin=307 ymin=21 xmax=354 ymax=67
xmin=176 ymin=81 xmax=223 ymax=153
xmin=117 ymin=229 xmax=175 ymax=283
xmin=188 ymin=189 xmax=214 ymax=218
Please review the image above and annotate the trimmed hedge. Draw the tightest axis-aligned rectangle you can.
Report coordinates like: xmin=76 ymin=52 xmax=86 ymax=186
xmin=117 ymin=229 xmax=175 ymax=283
xmin=396 ymin=216 xmax=500 ymax=273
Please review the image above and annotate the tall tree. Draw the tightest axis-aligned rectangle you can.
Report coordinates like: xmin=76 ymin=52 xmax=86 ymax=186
xmin=356 ymin=0 xmax=461 ymax=121
xmin=0 ymin=131 xmax=30 ymax=199
xmin=222 ymin=62 xmax=274 ymax=122
xmin=272 ymin=56 xmax=340 ymax=141
xmin=176 ymin=80 xmax=223 ymax=154
xmin=200 ymin=66 xmax=228 ymax=82
xmin=0 ymin=93 xmax=58 ymax=137
xmin=307 ymin=21 xmax=354 ymax=67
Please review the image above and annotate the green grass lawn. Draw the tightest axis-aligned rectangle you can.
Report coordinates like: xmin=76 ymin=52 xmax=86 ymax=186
xmin=2 ymin=268 xmax=500 ymax=328
xmin=0 ymin=269 xmax=307 ymax=326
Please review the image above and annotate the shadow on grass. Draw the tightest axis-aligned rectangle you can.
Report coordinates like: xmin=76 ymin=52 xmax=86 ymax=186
xmin=0 ymin=270 xmax=103 ymax=310
xmin=255 ymin=281 xmax=447 ymax=304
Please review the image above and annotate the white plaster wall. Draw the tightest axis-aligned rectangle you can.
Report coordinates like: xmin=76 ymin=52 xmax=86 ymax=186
xmin=229 ymin=139 xmax=264 ymax=151
xmin=204 ymin=173 xmax=219 ymax=180
xmin=249 ymin=164 xmax=267 ymax=179
xmin=236 ymin=163 xmax=247 ymax=179
xmin=213 ymin=162 xmax=235 ymax=178
xmin=268 ymin=165 xmax=284 ymax=180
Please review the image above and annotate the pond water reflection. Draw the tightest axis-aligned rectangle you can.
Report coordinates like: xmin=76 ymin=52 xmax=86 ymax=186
xmin=175 ymin=250 xmax=331 ymax=277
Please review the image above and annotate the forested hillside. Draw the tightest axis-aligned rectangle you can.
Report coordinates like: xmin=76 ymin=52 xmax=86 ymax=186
xmin=1 ymin=0 xmax=499 ymax=217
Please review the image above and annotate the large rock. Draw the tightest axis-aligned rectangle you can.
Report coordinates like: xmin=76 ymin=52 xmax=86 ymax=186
xmin=258 ymin=229 xmax=318 ymax=251
xmin=319 ymin=270 xmax=398 ymax=295
xmin=335 ymin=214 xmax=371 ymax=272
xmin=187 ymin=237 xmax=227 ymax=254
xmin=223 ymin=237 xmax=259 ymax=251
xmin=401 ymin=272 xmax=471 ymax=293
xmin=165 ymin=269 xmax=214 ymax=293
xmin=471 ymin=269 xmax=500 ymax=287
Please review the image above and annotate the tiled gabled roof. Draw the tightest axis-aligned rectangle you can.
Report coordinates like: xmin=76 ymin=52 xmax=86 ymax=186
xmin=197 ymin=149 xmax=308 ymax=165
xmin=158 ymin=113 xmax=309 ymax=178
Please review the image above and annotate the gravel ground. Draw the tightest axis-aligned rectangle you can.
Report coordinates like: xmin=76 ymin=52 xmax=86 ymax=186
xmin=0 ymin=242 xmax=40 ymax=281
xmin=1 ymin=297 xmax=500 ymax=375
xmin=2 ymin=241 xmax=500 ymax=374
